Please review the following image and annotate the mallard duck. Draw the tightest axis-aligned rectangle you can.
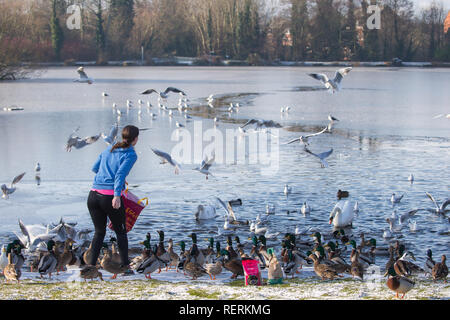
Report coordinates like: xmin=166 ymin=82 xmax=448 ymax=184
xmin=82 ymin=242 xmax=95 ymax=265
xmin=167 ymin=238 xmax=180 ymax=271
xmin=156 ymin=230 xmax=170 ymax=272
xmin=201 ymin=237 xmax=215 ymax=263
xmin=57 ymin=238 xmax=75 ymax=272
xmin=394 ymin=251 xmax=424 ymax=276
xmin=384 ymin=246 xmax=396 ymax=276
xmin=329 ymin=199 xmax=354 ymax=228
xmin=220 ymin=249 xmax=244 ymax=279
xmin=110 ymin=237 xmax=121 ymax=264
xmin=38 ymin=240 xmax=58 ymax=279
xmin=8 ymin=241 xmax=25 ymax=272
xmin=188 ymin=233 xmax=205 ymax=266
xmin=137 ymin=245 xmax=162 ymax=279
xmin=432 ymin=255 xmax=448 ymax=282
xmin=184 ymin=250 xmax=208 ymax=280
xmin=348 ymin=240 xmax=373 ymax=267
xmin=267 ymin=248 xmax=283 ymax=281
xmin=350 ymin=249 xmax=364 ymax=280
xmin=365 ymin=238 xmax=390 ymax=256
xmin=257 ymin=235 xmax=271 ymax=266
xmin=177 ymin=241 xmax=187 ymax=273
xmin=80 ymin=265 xmax=103 ymax=282
xmin=387 ymin=275 xmax=415 ymax=299
xmin=100 ymin=247 xmax=128 ymax=279
xmin=130 ymin=234 xmax=152 ymax=270
xmin=3 ymin=252 xmax=21 ymax=283
xmin=309 ymin=254 xmax=340 ymax=280
xmin=234 ymin=236 xmax=248 ymax=258
xmin=205 ymin=260 xmax=222 ymax=280
xmin=422 ymin=249 xmax=435 ymax=277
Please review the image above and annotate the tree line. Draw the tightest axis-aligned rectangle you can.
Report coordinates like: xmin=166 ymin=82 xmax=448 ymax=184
xmin=0 ymin=0 xmax=449 ymax=71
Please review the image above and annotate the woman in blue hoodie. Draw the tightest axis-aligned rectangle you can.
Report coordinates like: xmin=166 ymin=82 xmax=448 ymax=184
xmin=87 ymin=125 xmax=139 ymax=271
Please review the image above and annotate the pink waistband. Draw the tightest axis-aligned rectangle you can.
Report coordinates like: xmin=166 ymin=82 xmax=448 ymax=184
xmin=91 ymin=189 xmax=115 ymax=196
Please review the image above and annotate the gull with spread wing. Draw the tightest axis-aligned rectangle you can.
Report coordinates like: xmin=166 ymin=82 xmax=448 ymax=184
xmin=141 ymin=87 xmax=187 ymax=99
xmin=284 ymin=126 xmax=328 ymax=147
xmin=304 ymin=147 xmax=333 ymax=168
xmin=308 ymin=67 xmax=352 ymax=93
xmin=151 ymin=148 xmax=180 ymax=174
xmin=1 ymin=172 xmax=26 ymax=199
xmin=74 ymin=67 xmax=93 ymax=84
xmin=425 ymin=192 xmax=450 ymax=215
xmin=194 ymin=152 xmax=215 ymax=180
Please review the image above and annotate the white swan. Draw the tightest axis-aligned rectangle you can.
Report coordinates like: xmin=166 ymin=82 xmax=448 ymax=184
xmin=329 ymin=200 xmax=355 ymax=228
xmin=195 ymin=205 xmax=216 ymax=220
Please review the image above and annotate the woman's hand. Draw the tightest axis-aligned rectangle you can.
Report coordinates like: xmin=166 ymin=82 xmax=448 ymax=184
xmin=112 ymin=196 xmax=121 ymax=209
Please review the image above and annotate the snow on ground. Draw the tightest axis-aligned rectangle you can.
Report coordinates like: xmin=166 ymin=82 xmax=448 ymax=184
xmin=1 ymin=265 xmax=449 ymax=300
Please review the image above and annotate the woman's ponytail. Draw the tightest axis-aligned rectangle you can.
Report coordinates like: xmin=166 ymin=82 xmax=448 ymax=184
xmin=110 ymin=125 xmax=139 ymax=152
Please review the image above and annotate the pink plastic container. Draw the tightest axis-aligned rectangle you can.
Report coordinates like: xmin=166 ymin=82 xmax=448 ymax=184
xmin=242 ymin=259 xmax=262 ymax=286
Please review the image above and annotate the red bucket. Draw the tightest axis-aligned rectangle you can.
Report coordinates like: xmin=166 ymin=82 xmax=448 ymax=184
xmin=242 ymin=259 xmax=261 ymax=286
xmin=108 ymin=190 xmax=148 ymax=233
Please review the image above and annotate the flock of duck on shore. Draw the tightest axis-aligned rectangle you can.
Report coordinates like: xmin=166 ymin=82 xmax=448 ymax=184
xmin=0 ymin=67 xmax=449 ymax=300
xmin=0 ymin=189 xmax=448 ymax=299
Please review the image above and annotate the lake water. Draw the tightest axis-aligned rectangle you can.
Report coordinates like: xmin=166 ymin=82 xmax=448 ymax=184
xmin=0 ymin=66 xmax=449 ymax=269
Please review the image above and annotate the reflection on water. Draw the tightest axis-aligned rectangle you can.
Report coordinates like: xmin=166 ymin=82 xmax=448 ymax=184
xmin=0 ymin=67 xmax=449 ymax=270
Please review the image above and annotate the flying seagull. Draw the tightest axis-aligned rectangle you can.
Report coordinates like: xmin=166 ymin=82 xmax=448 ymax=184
xmin=304 ymin=147 xmax=333 ymax=168
xmin=1 ymin=172 xmax=26 ymax=199
xmin=241 ymin=119 xmax=282 ymax=130
xmin=151 ymin=148 xmax=180 ymax=174
xmin=141 ymin=87 xmax=187 ymax=99
xmin=308 ymin=67 xmax=352 ymax=93
xmin=102 ymin=123 xmax=119 ymax=145
xmin=74 ymin=67 xmax=93 ymax=84
xmin=284 ymin=126 xmax=328 ymax=146
xmin=425 ymin=192 xmax=450 ymax=215
xmin=193 ymin=152 xmax=215 ymax=180
xmin=66 ymin=127 xmax=101 ymax=152
xmin=215 ymin=197 xmax=237 ymax=222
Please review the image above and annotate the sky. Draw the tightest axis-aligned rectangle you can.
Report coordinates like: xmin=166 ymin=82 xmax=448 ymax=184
xmin=413 ymin=0 xmax=450 ymax=11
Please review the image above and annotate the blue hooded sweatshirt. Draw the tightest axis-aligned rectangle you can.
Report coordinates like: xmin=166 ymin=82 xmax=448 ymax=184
xmin=91 ymin=145 xmax=138 ymax=196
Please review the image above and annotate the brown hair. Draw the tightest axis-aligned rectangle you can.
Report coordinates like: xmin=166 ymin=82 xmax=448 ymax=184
xmin=110 ymin=125 xmax=139 ymax=152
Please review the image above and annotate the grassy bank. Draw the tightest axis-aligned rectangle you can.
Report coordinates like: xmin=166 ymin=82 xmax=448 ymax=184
xmin=1 ymin=276 xmax=448 ymax=300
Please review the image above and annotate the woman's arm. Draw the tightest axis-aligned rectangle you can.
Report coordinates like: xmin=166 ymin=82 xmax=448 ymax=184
xmin=92 ymin=153 xmax=102 ymax=173
xmin=113 ymin=152 xmax=138 ymax=197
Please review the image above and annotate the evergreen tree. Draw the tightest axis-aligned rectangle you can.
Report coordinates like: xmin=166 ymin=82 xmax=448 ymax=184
xmin=95 ymin=0 xmax=106 ymax=63
xmin=50 ymin=0 xmax=64 ymax=61
xmin=107 ymin=0 xmax=134 ymax=59
xmin=291 ymin=0 xmax=309 ymax=61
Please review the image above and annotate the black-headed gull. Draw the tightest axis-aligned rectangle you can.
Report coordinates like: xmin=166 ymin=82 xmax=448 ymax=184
xmin=308 ymin=67 xmax=352 ymax=93
xmin=141 ymin=87 xmax=187 ymax=98
xmin=304 ymin=147 xmax=333 ymax=168
xmin=151 ymin=148 xmax=181 ymax=174
xmin=74 ymin=67 xmax=93 ymax=84
xmin=1 ymin=172 xmax=26 ymax=199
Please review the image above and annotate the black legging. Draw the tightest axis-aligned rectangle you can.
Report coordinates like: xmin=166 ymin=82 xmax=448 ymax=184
xmin=87 ymin=190 xmax=129 ymax=266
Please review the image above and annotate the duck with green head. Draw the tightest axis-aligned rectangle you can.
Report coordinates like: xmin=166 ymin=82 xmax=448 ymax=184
xmin=226 ymin=236 xmax=238 ymax=260
xmin=38 ymin=240 xmax=58 ymax=279
xmin=219 ymin=249 xmax=244 ymax=279
xmin=137 ymin=245 xmax=161 ymax=279
xmin=188 ymin=233 xmax=205 ymax=266
xmin=156 ymin=230 xmax=170 ymax=272
xmin=177 ymin=241 xmax=187 ymax=274
xmin=201 ymin=237 xmax=215 ymax=263
xmin=424 ymin=249 xmax=435 ymax=276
